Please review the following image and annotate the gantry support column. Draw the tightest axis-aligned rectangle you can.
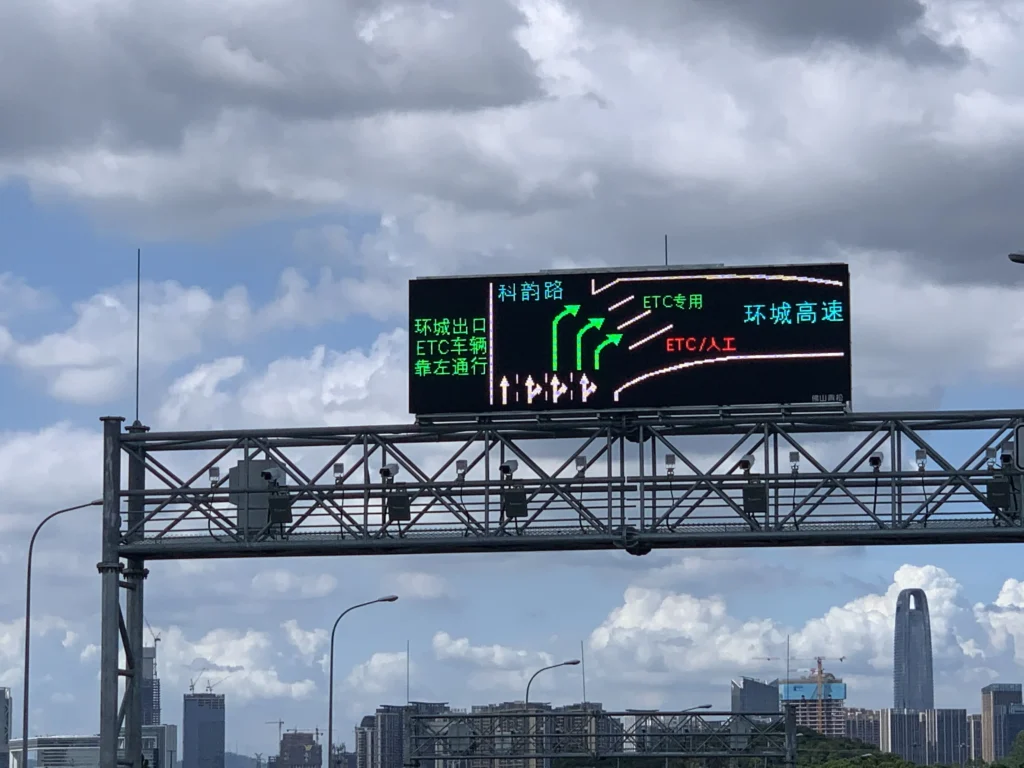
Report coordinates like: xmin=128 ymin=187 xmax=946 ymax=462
xmin=99 ymin=417 xmax=125 ymax=768
xmin=123 ymin=420 xmax=150 ymax=768
xmin=784 ymin=705 xmax=797 ymax=768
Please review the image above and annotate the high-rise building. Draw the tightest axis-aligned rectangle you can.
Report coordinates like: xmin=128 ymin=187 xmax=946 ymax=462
xmin=893 ymin=589 xmax=935 ymax=712
xmin=880 ymin=709 xmax=924 ymax=764
xmin=922 ymin=709 xmax=968 ymax=766
xmin=276 ymin=731 xmax=322 ymax=768
xmin=982 ymin=684 xmax=1023 ymax=763
xmin=1 ymin=688 xmax=11 ymax=768
xmin=141 ymin=646 xmax=162 ymax=726
xmin=354 ymin=716 xmax=376 ymax=768
xmin=995 ymin=703 xmax=1024 ymax=763
xmin=780 ymin=672 xmax=847 ymax=738
xmin=374 ymin=702 xmax=449 ymax=768
xmin=731 ymin=678 xmax=780 ymax=715
xmin=968 ymin=714 xmax=983 ymax=762
xmin=182 ymin=692 xmax=226 ymax=768
xmin=845 ymin=709 xmax=880 ymax=748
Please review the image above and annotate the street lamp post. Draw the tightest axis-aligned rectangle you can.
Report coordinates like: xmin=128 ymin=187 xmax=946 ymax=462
xmin=523 ymin=660 xmax=580 ymax=764
xmin=327 ymin=596 xmax=399 ymax=768
xmin=524 ymin=660 xmax=581 ymax=705
xmin=22 ymin=500 xmax=103 ymax=768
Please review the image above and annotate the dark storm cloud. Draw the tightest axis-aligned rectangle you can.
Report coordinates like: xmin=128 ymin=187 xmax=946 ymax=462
xmin=447 ymin=140 xmax=1024 ymax=288
xmin=569 ymin=0 xmax=966 ymax=66
xmin=0 ymin=0 xmax=543 ymax=155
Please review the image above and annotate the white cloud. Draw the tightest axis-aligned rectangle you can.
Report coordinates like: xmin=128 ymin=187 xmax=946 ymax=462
xmin=5 ymin=270 xmax=405 ymax=406
xmin=387 ymin=571 xmax=449 ymax=601
xmin=587 ymin=563 xmax=1020 ymax=704
xmin=251 ymin=569 xmax=338 ymax=600
xmin=281 ymin=620 xmax=328 ymax=663
xmin=79 ymin=644 xmax=99 ymax=663
xmin=432 ymin=631 xmax=560 ymax=693
xmin=975 ymin=579 xmax=1024 ymax=665
xmin=345 ymin=651 xmax=409 ymax=695
xmin=150 ymin=624 xmax=316 ymax=703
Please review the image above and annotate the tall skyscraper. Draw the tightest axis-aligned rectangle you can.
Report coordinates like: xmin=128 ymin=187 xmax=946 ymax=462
xmin=141 ymin=646 xmax=162 ymax=726
xmin=183 ymin=692 xmax=226 ymax=768
xmin=1 ymin=687 xmax=11 ymax=768
xmin=982 ymin=685 xmax=1024 ymax=763
xmin=893 ymin=588 xmax=934 ymax=711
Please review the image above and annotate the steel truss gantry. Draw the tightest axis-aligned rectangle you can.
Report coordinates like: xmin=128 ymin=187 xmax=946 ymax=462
xmin=406 ymin=709 xmax=795 ymax=763
xmin=98 ymin=408 xmax=1024 ymax=768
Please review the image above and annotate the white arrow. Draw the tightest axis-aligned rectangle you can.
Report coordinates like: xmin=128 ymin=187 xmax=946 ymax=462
xmin=550 ymin=374 xmax=568 ymax=404
xmin=525 ymin=375 xmax=543 ymax=405
xmin=580 ymin=374 xmax=597 ymax=403
xmin=499 ymin=376 xmax=510 ymax=405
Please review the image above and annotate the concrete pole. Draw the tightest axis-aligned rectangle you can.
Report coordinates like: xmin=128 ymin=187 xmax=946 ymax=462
xmin=99 ymin=417 xmax=125 ymax=768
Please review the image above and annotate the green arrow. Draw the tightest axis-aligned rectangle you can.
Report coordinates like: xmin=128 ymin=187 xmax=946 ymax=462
xmin=575 ymin=318 xmax=606 ymax=370
xmin=551 ymin=304 xmax=581 ymax=371
xmin=593 ymin=333 xmax=623 ymax=370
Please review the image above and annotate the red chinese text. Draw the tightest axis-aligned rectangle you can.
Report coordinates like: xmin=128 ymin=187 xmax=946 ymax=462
xmin=665 ymin=336 xmax=737 ymax=353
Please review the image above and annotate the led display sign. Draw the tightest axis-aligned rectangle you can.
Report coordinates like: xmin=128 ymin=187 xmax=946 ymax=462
xmin=408 ymin=263 xmax=852 ymax=415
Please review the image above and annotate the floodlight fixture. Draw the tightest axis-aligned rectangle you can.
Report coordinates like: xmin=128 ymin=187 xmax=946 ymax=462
xmin=738 ymin=454 xmax=755 ymax=473
xmin=869 ymin=452 xmax=883 ymax=471
xmin=499 ymin=460 xmax=518 ymax=477
xmin=986 ymin=447 xmax=999 ymax=470
xmin=915 ymin=449 xmax=927 ymax=472
xmin=665 ymin=453 xmax=676 ymax=477
xmin=789 ymin=451 xmax=800 ymax=474
xmin=575 ymin=455 xmax=588 ymax=476
xmin=456 ymin=459 xmax=468 ymax=480
xmin=333 ymin=463 xmax=345 ymax=485
xmin=380 ymin=463 xmax=400 ymax=480
xmin=209 ymin=466 xmax=220 ymax=485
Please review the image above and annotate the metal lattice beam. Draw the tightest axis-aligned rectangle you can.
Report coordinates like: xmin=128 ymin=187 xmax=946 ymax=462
xmin=110 ymin=409 xmax=1024 ymax=560
xmin=406 ymin=710 xmax=792 ymax=760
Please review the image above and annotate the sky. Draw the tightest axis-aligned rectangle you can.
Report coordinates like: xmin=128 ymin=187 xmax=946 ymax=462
xmin=2 ymin=0 xmax=1024 ymax=759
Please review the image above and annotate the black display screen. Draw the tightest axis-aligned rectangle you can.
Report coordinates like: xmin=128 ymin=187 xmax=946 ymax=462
xmin=408 ymin=263 xmax=852 ymax=415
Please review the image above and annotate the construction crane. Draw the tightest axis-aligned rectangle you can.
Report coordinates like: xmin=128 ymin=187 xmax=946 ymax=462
xmin=206 ymin=670 xmax=236 ymax=692
xmin=144 ymin=617 xmax=161 ymax=648
xmin=267 ymin=720 xmax=284 ymax=745
xmin=754 ymin=649 xmax=845 ymax=733
xmin=188 ymin=668 xmax=208 ymax=694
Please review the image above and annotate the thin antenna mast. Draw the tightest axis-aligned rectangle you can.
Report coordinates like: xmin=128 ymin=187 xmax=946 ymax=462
xmin=406 ymin=639 xmax=410 ymax=704
xmin=580 ymin=640 xmax=588 ymax=704
xmin=664 ymin=235 xmax=669 ymax=266
xmin=786 ymin=634 xmax=791 ymax=684
xmin=134 ymin=248 xmax=141 ymax=422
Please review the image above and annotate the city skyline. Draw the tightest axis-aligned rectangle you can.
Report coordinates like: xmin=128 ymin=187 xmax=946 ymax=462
xmin=3 ymin=0 xmax=1024 ymax=762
